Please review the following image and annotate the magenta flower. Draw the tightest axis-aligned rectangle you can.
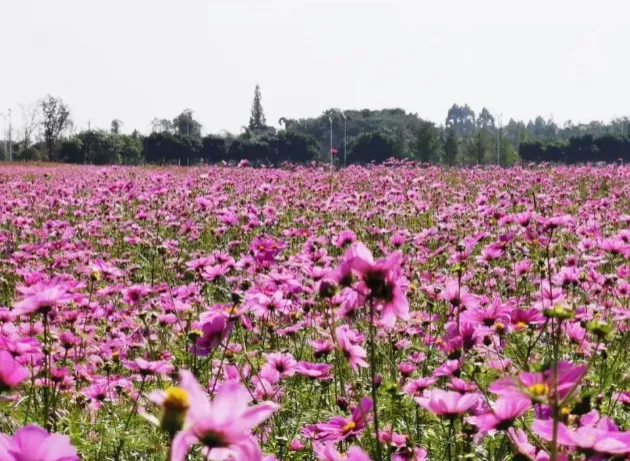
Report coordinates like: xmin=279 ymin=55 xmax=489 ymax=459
xmin=315 ymin=398 xmax=373 ymax=442
xmin=121 ymin=284 xmax=151 ymax=306
xmin=262 ymin=352 xmax=297 ymax=379
xmin=0 ymin=351 xmax=29 ymax=392
xmin=171 ymin=371 xmax=279 ymax=461
xmin=12 ymin=282 xmax=72 ymax=316
xmin=467 ymin=395 xmax=530 ymax=433
xmin=415 ymin=390 xmax=480 ymax=417
xmin=489 ymin=361 xmax=586 ymax=402
xmin=122 ymin=358 xmax=174 ymax=378
xmin=195 ymin=313 xmax=232 ymax=357
xmin=0 ymin=425 xmax=79 ymax=461
xmin=335 ymin=326 xmax=368 ymax=370
xmin=313 ymin=442 xmax=371 ymax=461
xmin=439 ymin=279 xmax=481 ymax=310
xmin=344 ymin=242 xmax=409 ymax=328
xmin=532 ymin=419 xmax=630 ymax=456
xmin=294 ymin=362 xmax=333 ymax=380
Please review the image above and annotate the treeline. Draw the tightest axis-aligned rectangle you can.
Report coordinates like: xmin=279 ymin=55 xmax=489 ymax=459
xmin=520 ymin=135 xmax=630 ymax=164
xmin=3 ymin=90 xmax=630 ymax=166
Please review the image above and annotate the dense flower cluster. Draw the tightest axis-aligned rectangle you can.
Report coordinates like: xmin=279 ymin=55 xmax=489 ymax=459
xmin=1 ymin=163 xmax=630 ymax=460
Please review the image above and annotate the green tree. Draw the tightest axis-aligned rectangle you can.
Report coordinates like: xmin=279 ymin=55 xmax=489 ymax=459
xmin=248 ymin=84 xmax=267 ymax=130
xmin=173 ymin=109 xmax=202 ymax=138
xmin=413 ymin=121 xmax=440 ymax=163
xmin=347 ymin=131 xmax=398 ymax=164
xmin=111 ymin=119 xmax=123 ymax=134
xmin=466 ymin=130 xmax=490 ymax=165
xmin=40 ymin=95 xmax=71 ymax=161
xmin=443 ymin=127 xmax=458 ymax=166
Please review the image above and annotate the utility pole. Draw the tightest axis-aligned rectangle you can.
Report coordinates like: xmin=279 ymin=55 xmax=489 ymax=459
xmin=328 ymin=115 xmax=333 ymax=166
xmin=7 ymin=109 xmax=12 ymax=162
xmin=1 ymin=113 xmax=6 ymax=161
xmin=342 ymin=111 xmax=347 ymax=166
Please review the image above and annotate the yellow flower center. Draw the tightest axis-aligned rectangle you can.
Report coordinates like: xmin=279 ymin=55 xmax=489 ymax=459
xmin=164 ymin=387 xmax=190 ymax=411
xmin=516 ymin=321 xmax=527 ymax=330
xmin=342 ymin=421 xmax=356 ymax=433
xmin=226 ymin=306 xmax=239 ymax=316
xmin=560 ymin=407 xmax=571 ymax=417
xmin=528 ymin=383 xmax=549 ymax=397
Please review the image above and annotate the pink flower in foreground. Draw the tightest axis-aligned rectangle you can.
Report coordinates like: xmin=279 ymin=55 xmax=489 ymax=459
xmin=415 ymin=389 xmax=480 ymax=417
xmin=0 ymin=424 xmax=79 ymax=461
xmin=170 ymin=371 xmax=279 ymax=461
xmin=12 ymin=282 xmax=72 ymax=316
xmin=467 ymin=396 xmax=530 ymax=433
xmin=344 ymin=243 xmax=409 ymax=329
xmin=532 ymin=419 xmax=630 ymax=456
xmin=315 ymin=398 xmax=373 ymax=442
xmin=313 ymin=442 xmax=371 ymax=461
xmin=489 ymin=361 xmax=586 ymax=402
xmin=0 ymin=351 xmax=29 ymax=392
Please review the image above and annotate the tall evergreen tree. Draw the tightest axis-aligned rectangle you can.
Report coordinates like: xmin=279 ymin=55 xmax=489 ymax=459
xmin=248 ymin=84 xmax=267 ymax=130
xmin=443 ymin=127 xmax=458 ymax=166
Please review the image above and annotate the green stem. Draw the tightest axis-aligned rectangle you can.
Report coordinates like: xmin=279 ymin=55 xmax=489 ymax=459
xmin=368 ymin=298 xmax=382 ymax=461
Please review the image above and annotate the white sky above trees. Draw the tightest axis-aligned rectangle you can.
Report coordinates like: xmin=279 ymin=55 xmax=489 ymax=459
xmin=1 ymin=0 xmax=628 ymax=135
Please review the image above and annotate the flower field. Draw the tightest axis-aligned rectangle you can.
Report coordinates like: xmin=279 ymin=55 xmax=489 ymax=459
xmin=3 ymin=163 xmax=630 ymax=461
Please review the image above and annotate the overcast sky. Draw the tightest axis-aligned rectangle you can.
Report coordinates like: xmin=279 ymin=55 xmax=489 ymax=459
xmin=1 ymin=0 xmax=629 ymax=135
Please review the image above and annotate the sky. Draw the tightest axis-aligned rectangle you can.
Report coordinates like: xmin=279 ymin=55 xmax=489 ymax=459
xmin=1 ymin=0 xmax=629 ymax=136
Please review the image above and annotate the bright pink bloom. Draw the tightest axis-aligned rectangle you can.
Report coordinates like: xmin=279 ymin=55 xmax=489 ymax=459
xmin=344 ymin=242 xmax=409 ymax=328
xmin=0 ymin=351 xmax=29 ymax=391
xmin=415 ymin=390 xmax=480 ymax=417
xmin=13 ymin=282 xmax=72 ymax=316
xmin=0 ymin=424 xmax=79 ymax=461
xmin=467 ymin=396 xmax=531 ymax=433
xmin=171 ymin=371 xmax=279 ymax=461
xmin=313 ymin=442 xmax=371 ymax=461
xmin=532 ymin=419 xmax=630 ymax=456
xmin=315 ymin=398 xmax=372 ymax=442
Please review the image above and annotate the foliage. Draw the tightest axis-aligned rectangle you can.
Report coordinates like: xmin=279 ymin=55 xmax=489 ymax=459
xmin=347 ymin=130 xmax=400 ymax=164
xmin=249 ymin=84 xmax=267 ymax=131
xmin=39 ymin=95 xmax=71 ymax=161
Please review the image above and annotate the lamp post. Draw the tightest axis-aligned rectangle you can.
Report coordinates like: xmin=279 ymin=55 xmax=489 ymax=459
xmin=341 ymin=111 xmax=347 ymax=166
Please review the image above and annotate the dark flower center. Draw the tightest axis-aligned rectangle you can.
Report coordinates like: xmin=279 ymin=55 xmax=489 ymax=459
xmin=199 ymin=430 xmax=229 ymax=449
xmin=364 ymin=270 xmax=394 ymax=302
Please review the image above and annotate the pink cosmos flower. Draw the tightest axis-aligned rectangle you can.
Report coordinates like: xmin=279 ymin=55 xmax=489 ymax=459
xmin=489 ymin=361 xmax=586 ymax=402
xmin=403 ymin=377 xmax=437 ymax=397
xmin=467 ymin=395 xmax=531 ymax=433
xmin=313 ymin=442 xmax=371 ymax=461
xmin=439 ymin=279 xmax=481 ymax=310
xmin=195 ymin=313 xmax=232 ymax=357
xmin=315 ymin=398 xmax=373 ymax=442
xmin=0 ymin=424 xmax=79 ymax=461
xmin=335 ymin=326 xmax=368 ymax=370
xmin=171 ymin=371 xmax=279 ymax=461
xmin=415 ymin=389 xmax=480 ymax=417
xmin=122 ymin=284 xmax=151 ymax=306
xmin=294 ymin=362 xmax=333 ymax=380
xmin=344 ymin=242 xmax=409 ymax=328
xmin=532 ymin=419 xmax=630 ymax=456
xmin=122 ymin=358 xmax=174 ymax=378
xmin=262 ymin=352 xmax=296 ymax=379
xmin=0 ymin=351 xmax=29 ymax=392
xmin=12 ymin=281 xmax=72 ymax=316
